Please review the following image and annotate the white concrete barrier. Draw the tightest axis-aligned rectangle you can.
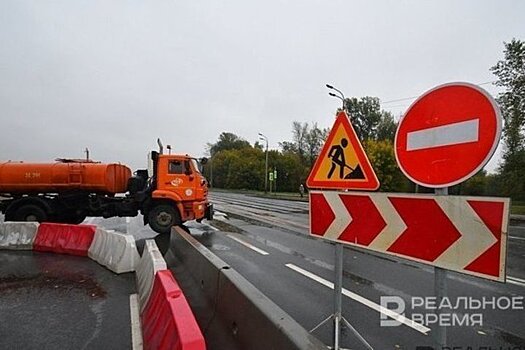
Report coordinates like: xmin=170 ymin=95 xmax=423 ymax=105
xmin=136 ymin=239 xmax=167 ymax=311
xmin=88 ymin=228 xmax=140 ymax=274
xmin=0 ymin=222 xmax=39 ymax=250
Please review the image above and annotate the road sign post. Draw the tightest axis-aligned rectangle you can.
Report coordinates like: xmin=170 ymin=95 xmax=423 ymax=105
xmin=307 ymin=111 xmax=377 ymax=349
xmin=434 ymin=187 xmax=448 ymax=348
xmin=310 ymin=243 xmax=373 ymax=350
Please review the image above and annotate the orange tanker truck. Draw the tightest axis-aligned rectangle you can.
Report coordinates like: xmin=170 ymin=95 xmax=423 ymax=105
xmin=0 ymin=141 xmax=213 ymax=234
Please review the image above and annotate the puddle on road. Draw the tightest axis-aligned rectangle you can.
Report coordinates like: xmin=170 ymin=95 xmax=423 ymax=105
xmin=0 ymin=273 xmax=107 ymax=299
xmin=342 ymin=270 xmax=373 ymax=286
xmin=210 ymin=244 xmax=231 ymax=251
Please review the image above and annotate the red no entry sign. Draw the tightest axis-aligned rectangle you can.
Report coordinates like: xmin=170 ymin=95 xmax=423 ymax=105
xmin=395 ymin=83 xmax=502 ymax=188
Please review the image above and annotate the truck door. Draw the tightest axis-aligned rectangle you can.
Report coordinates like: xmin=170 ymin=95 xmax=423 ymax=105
xmin=162 ymin=159 xmax=196 ymax=201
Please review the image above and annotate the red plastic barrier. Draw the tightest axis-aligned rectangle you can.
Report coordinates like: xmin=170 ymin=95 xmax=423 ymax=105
xmin=33 ymin=223 xmax=96 ymax=256
xmin=141 ymin=270 xmax=206 ymax=350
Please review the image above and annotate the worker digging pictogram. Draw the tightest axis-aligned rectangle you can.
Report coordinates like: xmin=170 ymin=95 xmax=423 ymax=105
xmin=307 ymin=111 xmax=379 ymax=190
xmin=327 ymin=138 xmax=365 ymax=180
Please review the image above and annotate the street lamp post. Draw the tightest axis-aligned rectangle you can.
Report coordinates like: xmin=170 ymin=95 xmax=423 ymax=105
xmin=258 ymin=133 xmax=269 ymax=193
xmin=209 ymin=150 xmax=213 ymax=188
xmin=326 ymin=84 xmax=346 ymax=110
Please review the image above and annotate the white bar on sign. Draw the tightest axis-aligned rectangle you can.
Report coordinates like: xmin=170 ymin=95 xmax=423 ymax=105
xmin=406 ymin=118 xmax=479 ymax=151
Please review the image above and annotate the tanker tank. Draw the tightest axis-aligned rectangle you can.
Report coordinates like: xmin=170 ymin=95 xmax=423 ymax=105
xmin=0 ymin=161 xmax=132 ymax=195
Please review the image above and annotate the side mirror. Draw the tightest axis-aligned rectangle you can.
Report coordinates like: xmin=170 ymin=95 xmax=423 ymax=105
xmin=200 ymin=157 xmax=208 ymax=165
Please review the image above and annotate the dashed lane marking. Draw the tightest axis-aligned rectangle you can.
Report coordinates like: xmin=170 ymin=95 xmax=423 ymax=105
xmin=507 ymin=276 xmax=525 ymax=287
xmin=285 ymin=263 xmax=430 ymax=335
xmin=227 ymin=234 xmax=270 ymax=256
xmin=509 ymin=236 xmax=525 ymax=241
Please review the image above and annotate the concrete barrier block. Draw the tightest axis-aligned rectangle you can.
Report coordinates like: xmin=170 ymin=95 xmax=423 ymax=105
xmin=166 ymin=226 xmax=227 ymax=304
xmin=88 ymin=228 xmax=140 ymax=274
xmin=0 ymin=222 xmax=39 ymax=250
xmin=136 ymin=239 xmax=167 ymax=311
xmin=168 ymin=227 xmax=326 ymax=350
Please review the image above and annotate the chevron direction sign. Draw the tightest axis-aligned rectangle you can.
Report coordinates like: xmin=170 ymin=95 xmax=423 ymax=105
xmin=310 ymin=190 xmax=510 ymax=281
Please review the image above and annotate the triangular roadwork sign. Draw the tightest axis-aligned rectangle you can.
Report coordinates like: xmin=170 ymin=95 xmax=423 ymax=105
xmin=307 ymin=111 xmax=380 ymax=190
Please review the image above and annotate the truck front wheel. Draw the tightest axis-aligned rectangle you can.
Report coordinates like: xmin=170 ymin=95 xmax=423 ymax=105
xmin=14 ymin=204 xmax=48 ymax=222
xmin=148 ymin=204 xmax=181 ymax=234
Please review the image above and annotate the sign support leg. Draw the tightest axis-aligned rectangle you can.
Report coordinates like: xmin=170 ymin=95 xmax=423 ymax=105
xmin=434 ymin=266 xmax=448 ymax=347
xmin=311 ymin=243 xmax=373 ymax=350
xmin=434 ymin=187 xmax=448 ymax=348
xmin=334 ymin=243 xmax=343 ymax=349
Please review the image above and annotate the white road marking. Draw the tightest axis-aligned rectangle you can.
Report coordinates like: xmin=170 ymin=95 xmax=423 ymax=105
xmin=507 ymin=276 xmax=525 ymax=287
xmin=509 ymin=236 xmax=525 ymax=241
xmin=129 ymin=294 xmax=143 ymax=350
xmin=407 ymin=118 xmax=479 ymax=151
xmin=285 ymin=263 xmax=430 ymax=335
xmin=227 ymin=234 xmax=269 ymax=255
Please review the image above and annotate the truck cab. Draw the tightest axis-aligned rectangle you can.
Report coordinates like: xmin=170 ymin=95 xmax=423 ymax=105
xmin=142 ymin=152 xmax=212 ymax=234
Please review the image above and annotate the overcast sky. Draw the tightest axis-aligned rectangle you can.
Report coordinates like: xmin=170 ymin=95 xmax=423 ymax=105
xmin=1 ymin=1 xmax=524 ymax=172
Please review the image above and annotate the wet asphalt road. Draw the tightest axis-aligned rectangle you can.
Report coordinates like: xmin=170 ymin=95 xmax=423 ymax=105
xmin=0 ymin=250 xmax=135 ymax=350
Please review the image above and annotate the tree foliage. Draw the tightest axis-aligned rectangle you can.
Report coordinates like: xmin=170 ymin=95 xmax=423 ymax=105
xmin=364 ymin=140 xmax=409 ymax=192
xmin=207 ymin=132 xmax=251 ymax=155
xmin=280 ymin=122 xmax=329 ymax=167
xmin=491 ymin=39 xmax=525 ymax=200
xmin=344 ymin=97 xmax=383 ymax=140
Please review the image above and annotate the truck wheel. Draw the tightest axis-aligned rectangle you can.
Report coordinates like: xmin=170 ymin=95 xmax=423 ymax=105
xmin=71 ymin=215 xmax=87 ymax=225
xmin=148 ymin=204 xmax=181 ymax=234
xmin=14 ymin=204 xmax=48 ymax=222
xmin=57 ymin=214 xmax=87 ymax=225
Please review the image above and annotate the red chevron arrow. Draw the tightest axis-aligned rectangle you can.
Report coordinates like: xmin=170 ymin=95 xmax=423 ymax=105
xmin=464 ymin=200 xmax=505 ymax=278
xmin=339 ymin=195 xmax=386 ymax=245
xmin=387 ymin=197 xmax=462 ymax=262
xmin=310 ymin=193 xmax=335 ymax=236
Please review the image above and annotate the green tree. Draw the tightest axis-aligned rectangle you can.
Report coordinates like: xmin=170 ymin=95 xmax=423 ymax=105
xmin=376 ymin=111 xmax=398 ymax=141
xmin=460 ymin=170 xmax=488 ymax=196
xmin=364 ymin=140 xmax=409 ymax=192
xmin=208 ymin=132 xmax=251 ymax=155
xmin=280 ymin=122 xmax=329 ymax=166
xmin=209 ymin=147 xmax=265 ymax=190
xmin=343 ymin=96 xmax=383 ymax=140
xmin=491 ymin=39 xmax=525 ymax=200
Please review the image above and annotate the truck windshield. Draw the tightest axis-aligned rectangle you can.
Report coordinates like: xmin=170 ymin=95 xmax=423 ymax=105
xmin=191 ymin=159 xmax=202 ymax=174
